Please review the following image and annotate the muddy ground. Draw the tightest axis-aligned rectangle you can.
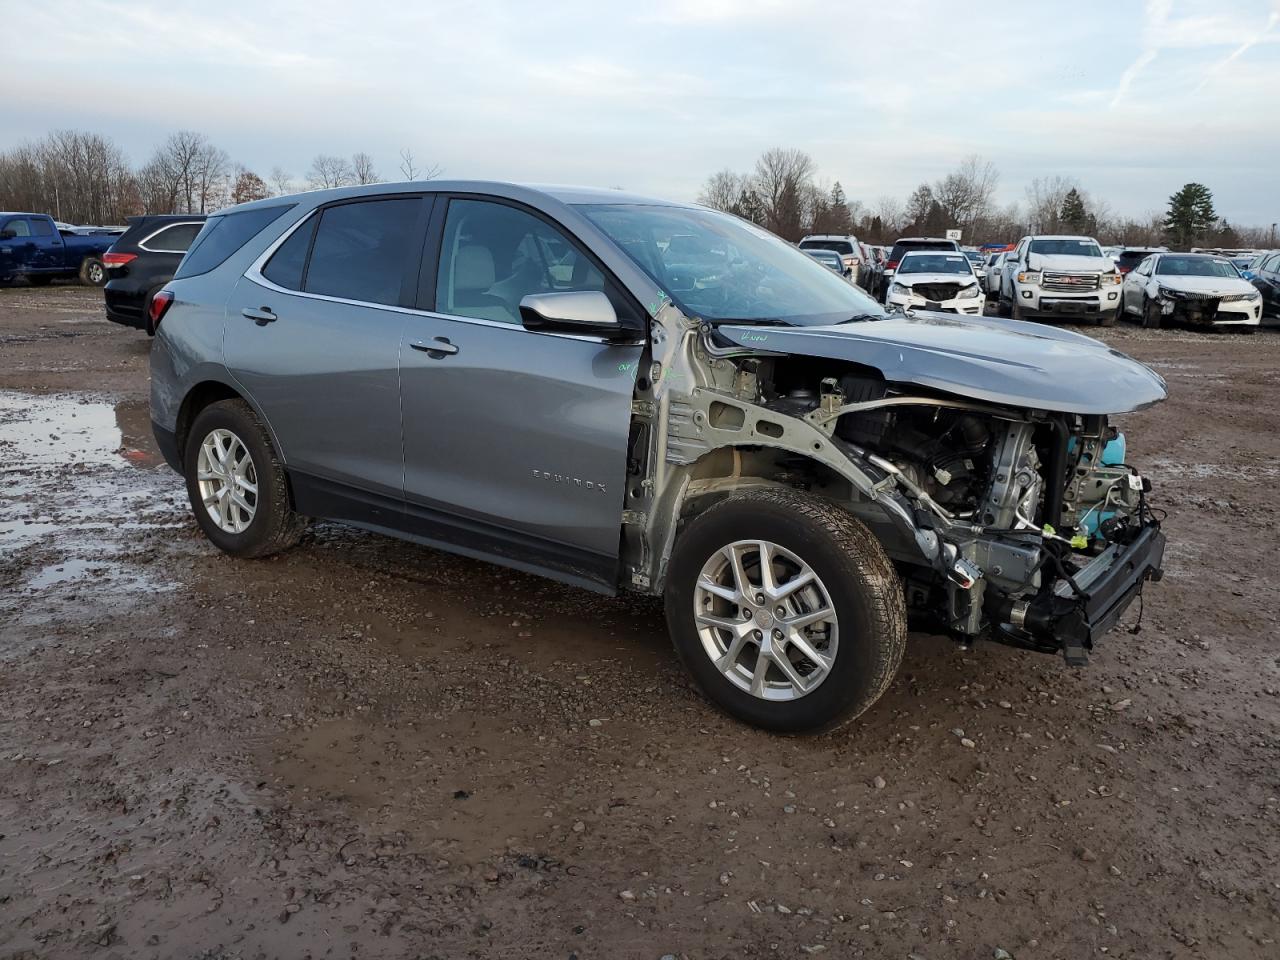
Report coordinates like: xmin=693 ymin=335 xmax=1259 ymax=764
xmin=0 ymin=283 xmax=1277 ymax=960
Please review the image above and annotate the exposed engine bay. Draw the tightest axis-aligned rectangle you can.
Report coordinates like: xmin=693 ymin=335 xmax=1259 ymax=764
xmin=637 ymin=336 xmax=1166 ymax=667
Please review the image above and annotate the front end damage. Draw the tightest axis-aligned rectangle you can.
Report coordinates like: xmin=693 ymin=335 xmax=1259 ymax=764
xmin=625 ymin=310 xmax=1166 ymax=667
xmin=1152 ymin=287 xmax=1261 ymax=327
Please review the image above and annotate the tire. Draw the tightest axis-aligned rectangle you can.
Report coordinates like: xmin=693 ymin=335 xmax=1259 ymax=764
xmin=664 ymin=488 xmax=906 ymax=733
xmin=1097 ymin=307 xmax=1118 ymax=327
xmin=1141 ymin=296 xmax=1162 ymax=329
xmin=1010 ymin=298 xmax=1025 ymax=321
xmin=183 ymin=399 xmax=307 ymax=558
xmin=80 ymin=257 xmax=106 ymax=286
xmin=26 ymin=275 xmax=52 ymax=287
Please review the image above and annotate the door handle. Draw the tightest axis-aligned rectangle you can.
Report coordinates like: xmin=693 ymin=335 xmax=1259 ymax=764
xmin=411 ymin=337 xmax=459 ymax=358
xmin=242 ymin=306 xmax=277 ymax=325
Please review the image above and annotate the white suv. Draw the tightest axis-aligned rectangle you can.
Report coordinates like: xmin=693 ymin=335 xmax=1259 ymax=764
xmin=999 ymin=235 xmax=1122 ymax=324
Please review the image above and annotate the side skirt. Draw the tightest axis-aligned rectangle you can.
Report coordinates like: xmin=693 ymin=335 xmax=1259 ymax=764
xmin=288 ymin=470 xmax=620 ymax=597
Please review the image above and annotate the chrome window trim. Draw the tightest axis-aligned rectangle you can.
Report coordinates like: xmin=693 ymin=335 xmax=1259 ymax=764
xmin=243 ymin=212 xmax=641 ymax=346
xmin=138 ymin=221 xmax=205 ymax=254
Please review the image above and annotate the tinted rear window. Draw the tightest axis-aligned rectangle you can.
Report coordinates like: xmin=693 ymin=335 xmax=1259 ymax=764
xmin=889 ymin=240 xmax=956 ymax=262
xmin=175 ymin=204 xmax=294 ymax=280
xmin=262 ymin=215 xmax=317 ymax=291
xmin=303 ymin=198 xmax=421 ymax=305
xmin=144 ymin=222 xmax=202 ymax=253
xmin=800 ymin=240 xmax=854 ymax=255
xmin=31 ymin=218 xmax=53 ymax=236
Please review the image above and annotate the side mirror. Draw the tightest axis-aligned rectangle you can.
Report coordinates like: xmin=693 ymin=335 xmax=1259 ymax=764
xmin=519 ymin=291 xmax=631 ymax=338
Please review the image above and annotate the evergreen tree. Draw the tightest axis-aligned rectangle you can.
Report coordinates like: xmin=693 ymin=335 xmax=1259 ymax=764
xmin=1164 ymin=183 xmax=1216 ymax=248
xmin=1059 ymin=188 xmax=1088 ymax=232
xmin=737 ymin=187 xmax=765 ymax=225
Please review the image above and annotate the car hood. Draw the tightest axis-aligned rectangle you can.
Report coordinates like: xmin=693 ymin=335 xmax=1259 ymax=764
xmin=1154 ymin=275 xmax=1255 ymax=295
xmin=1028 ymin=253 xmax=1111 ymax=272
xmin=715 ymin=313 xmax=1167 ymax=415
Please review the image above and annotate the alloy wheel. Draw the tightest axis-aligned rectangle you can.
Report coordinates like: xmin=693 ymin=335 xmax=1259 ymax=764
xmin=693 ymin=540 xmax=839 ymax=702
xmin=196 ymin=428 xmax=258 ymax=533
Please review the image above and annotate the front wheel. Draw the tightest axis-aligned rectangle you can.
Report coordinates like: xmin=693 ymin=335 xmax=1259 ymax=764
xmin=1142 ymin=296 xmax=1162 ymax=329
xmin=664 ymin=488 xmax=906 ymax=733
xmin=183 ymin=399 xmax=308 ymax=558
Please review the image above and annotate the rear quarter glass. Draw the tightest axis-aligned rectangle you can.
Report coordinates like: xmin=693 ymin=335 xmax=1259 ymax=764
xmin=175 ymin=204 xmax=294 ymax=280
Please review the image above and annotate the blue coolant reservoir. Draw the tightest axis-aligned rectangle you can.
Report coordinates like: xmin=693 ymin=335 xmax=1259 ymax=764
xmin=1101 ymin=433 xmax=1126 ymax=466
xmin=1073 ymin=432 xmax=1127 ymax=536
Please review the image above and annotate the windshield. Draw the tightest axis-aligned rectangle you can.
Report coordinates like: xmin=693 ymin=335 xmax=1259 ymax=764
xmin=1155 ymin=256 xmax=1240 ymax=278
xmin=899 ymin=253 xmax=973 ymax=275
xmin=1028 ymin=238 xmax=1103 ymax=258
xmin=579 ymin=204 xmax=885 ymax=325
xmin=964 ymin=251 xmax=984 ymax=263
xmin=799 ymin=239 xmax=854 ymax=255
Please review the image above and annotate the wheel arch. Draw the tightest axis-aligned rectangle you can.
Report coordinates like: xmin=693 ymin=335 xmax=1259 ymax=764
xmin=175 ymin=378 xmax=285 ymax=470
xmin=647 ymin=441 xmax=914 ymax=595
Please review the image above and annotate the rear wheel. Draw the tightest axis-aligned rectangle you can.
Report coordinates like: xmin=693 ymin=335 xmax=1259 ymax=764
xmin=183 ymin=399 xmax=308 ymax=558
xmin=80 ymin=257 xmax=106 ymax=286
xmin=665 ymin=488 xmax=906 ymax=733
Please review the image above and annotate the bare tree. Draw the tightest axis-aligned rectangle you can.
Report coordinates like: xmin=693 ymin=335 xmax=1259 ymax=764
xmin=1024 ymin=175 xmax=1077 ymax=234
xmin=932 ymin=155 xmax=999 ymax=232
xmin=398 ymin=147 xmax=441 ymax=181
xmin=268 ymin=166 xmax=295 ymax=196
xmin=0 ymin=130 xmax=137 ymax=223
xmin=697 ymin=169 xmax=748 ymax=212
xmin=307 ymin=154 xmax=354 ymax=190
xmin=351 ymin=152 xmax=380 ymax=185
xmin=753 ymin=147 xmax=816 ymax=240
xmin=905 ymin=184 xmax=935 ymax=226
xmin=874 ymin=195 xmax=905 ymax=237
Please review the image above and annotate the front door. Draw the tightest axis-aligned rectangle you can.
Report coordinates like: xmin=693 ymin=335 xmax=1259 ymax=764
xmin=224 ymin=196 xmax=428 ymax=521
xmin=399 ymin=197 xmax=644 ymax=591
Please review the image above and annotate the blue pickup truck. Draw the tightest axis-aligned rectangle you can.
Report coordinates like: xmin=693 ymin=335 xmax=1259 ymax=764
xmin=0 ymin=212 xmax=117 ymax=286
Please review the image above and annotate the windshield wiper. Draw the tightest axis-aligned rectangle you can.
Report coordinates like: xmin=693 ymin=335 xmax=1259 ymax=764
xmin=841 ymin=312 xmax=888 ymax=323
xmin=711 ymin=317 xmax=792 ymax=326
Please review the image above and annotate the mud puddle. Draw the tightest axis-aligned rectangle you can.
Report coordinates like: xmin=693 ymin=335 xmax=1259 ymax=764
xmin=1 ymin=391 xmax=185 ymax=649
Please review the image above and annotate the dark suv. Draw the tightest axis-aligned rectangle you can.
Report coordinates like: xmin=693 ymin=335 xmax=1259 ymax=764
xmin=149 ymin=182 xmax=1168 ymax=733
xmin=103 ymin=215 xmax=206 ymax=333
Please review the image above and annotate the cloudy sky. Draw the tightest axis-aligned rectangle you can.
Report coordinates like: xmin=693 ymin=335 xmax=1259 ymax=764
xmin=4 ymin=0 xmax=1278 ymax=224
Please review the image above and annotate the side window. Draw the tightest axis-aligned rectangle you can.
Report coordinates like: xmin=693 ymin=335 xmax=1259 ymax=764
xmin=304 ymin=198 xmax=421 ymax=306
xmin=144 ymin=222 xmax=202 ymax=252
xmin=3 ymin=219 xmax=32 ymax=238
xmin=262 ymin=216 xmax=317 ymax=291
xmin=435 ymin=199 xmax=610 ymax=326
xmin=30 ymin=218 xmax=53 ymax=237
xmin=1267 ymin=254 xmax=1280 ymax=274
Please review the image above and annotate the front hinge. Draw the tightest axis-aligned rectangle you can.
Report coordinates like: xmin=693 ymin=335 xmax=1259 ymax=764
xmin=631 ymin=400 xmax=657 ymax=418
xmin=622 ymin=510 xmax=648 ymax=525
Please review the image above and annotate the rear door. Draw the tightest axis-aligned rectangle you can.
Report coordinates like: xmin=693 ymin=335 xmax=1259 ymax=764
xmin=398 ymin=195 xmax=644 ymax=591
xmin=225 ymin=195 xmax=430 ymax=518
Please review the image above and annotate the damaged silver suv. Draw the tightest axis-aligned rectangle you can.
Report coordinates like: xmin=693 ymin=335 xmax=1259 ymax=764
xmin=150 ymin=182 xmax=1168 ymax=733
